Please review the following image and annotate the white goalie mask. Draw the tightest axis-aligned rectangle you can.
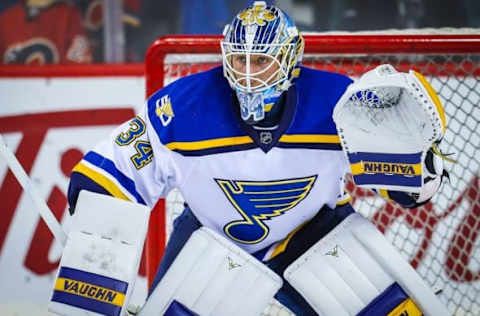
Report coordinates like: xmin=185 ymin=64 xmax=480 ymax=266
xmin=221 ymin=1 xmax=304 ymax=123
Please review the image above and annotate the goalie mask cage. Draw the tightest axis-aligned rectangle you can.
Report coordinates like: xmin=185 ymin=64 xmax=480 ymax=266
xmin=145 ymin=33 xmax=480 ymax=316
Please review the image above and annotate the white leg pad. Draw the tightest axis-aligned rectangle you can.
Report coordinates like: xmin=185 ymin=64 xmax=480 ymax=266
xmin=48 ymin=191 xmax=150 ymax=316
xmin=139 ymin=227 xmax=282 ymax=316
xmin=284 ymin=213 xmax=450 ymax=316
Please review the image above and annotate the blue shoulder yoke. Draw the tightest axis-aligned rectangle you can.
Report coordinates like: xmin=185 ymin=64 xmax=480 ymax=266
xmin=146 ymin=66 xmax=352 ymax=156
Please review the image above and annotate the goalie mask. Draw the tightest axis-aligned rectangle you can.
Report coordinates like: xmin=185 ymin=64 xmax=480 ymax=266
xmin=221 ymin=1 xmax=304 ymax=123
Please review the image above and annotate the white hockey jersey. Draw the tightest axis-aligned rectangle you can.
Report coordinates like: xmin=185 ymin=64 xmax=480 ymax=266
xmin=68 ymin=66 xmax=354 ymax=257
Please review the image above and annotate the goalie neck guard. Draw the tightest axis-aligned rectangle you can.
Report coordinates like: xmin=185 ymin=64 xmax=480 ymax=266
xmin=221 ymin=1 xmax=304 ymax=124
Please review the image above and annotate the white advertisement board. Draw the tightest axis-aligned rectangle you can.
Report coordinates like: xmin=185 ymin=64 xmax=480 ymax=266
xmin=0 ymin=67 xmax=147 ymax=315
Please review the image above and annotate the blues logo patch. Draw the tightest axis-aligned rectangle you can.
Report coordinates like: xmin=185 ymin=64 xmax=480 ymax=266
xmin=216 ymin=176 xmax=317 ymax=244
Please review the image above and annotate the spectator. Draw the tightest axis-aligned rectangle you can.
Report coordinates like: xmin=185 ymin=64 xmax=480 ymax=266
xmin=0 ymin=0 xmax=92 ymax=64
xmin=73 ymin=0 xmax=141 ymax=62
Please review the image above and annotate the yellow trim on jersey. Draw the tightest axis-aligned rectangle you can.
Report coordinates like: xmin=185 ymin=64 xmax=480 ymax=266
xmin=165 ymin=136 xmax=254 ymax=151
xmin=350 ymin=161 xmax=422 ymax=176
xmin=72 ymin=162 xmax=130 ymax=201
xmin=413 ymin=71 xmax=446 ymax=133
xmin=269 ymin=221 xmax=309 ymax=260
xmin=279 ymin=134 xmax=340 ymax=143
xmin=336 ymin=195 xmax=352 ymax=206
xmin=387 ymin=298 xmax=422 ymax=316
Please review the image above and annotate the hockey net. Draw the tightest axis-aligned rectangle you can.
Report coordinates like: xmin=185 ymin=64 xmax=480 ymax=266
xmin=145 ymin=33 xmax=480 ymax=316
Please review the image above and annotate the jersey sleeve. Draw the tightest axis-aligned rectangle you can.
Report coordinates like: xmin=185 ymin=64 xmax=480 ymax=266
xmin=67 ymin=105 xmax=179 ymax=212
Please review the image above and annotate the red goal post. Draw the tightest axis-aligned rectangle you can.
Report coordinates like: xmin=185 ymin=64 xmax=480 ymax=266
xmin=146 ymin=33 xmax=480 ymax=96
xmin=145 ymin=33 xmax=480 ymax=315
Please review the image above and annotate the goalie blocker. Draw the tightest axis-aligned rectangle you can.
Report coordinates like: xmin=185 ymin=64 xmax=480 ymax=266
xmin=48 ymin=191 xmax=150 ymax=316
xmin=333 ymin=64 xmax=448 ymax=195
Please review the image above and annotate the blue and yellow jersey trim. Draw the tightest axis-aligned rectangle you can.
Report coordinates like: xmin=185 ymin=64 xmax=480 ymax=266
xmin=145 ymin=66 xmax=351 ymax=157
xmin=278 ymin=134 xmax=342 ymax=150
xmin=163 ymin=133 xmax=342 ymax=156
xmin=72 ymin=162 xmax=129 ymax=201
xmin=165 ymin=135 xmax=256 ymax=156
xmin=71 ymin=151 xmax=146 ymax=205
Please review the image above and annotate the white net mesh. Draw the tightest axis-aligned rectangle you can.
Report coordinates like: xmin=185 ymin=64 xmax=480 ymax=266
xmin=148 ymin=33 xmax=480 ymax=316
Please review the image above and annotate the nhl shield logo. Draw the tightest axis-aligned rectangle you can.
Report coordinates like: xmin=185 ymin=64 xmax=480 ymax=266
xmin=155 ymin=95 xmax=174 ymax=127
xmin=260 ymin=131 xmax=272 ymax=144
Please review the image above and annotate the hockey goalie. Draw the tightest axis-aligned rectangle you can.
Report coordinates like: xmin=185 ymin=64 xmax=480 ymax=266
xmin=55 ymin=1 xmax=453 ymax=315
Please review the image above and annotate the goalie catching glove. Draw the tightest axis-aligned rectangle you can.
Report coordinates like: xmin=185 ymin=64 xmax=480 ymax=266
xmin=333 ymin=64 xmax=451 ymax=199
